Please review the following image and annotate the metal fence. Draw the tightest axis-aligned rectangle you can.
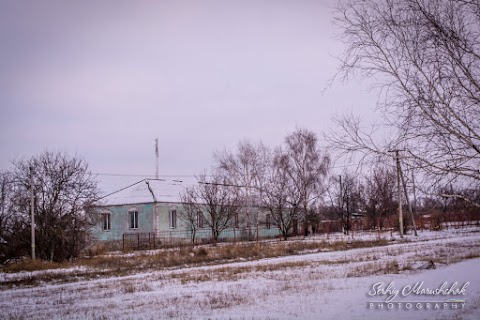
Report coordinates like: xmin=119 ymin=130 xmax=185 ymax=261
xmin=122 ymin=226 xmax=282 ymax=251
xmin=121 ymin=214 xmax=480 ymax=251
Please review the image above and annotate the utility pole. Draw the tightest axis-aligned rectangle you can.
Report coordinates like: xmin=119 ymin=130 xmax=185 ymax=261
xmin=390 ymin=150 xmax=404 ymax=238
xmin=399 ymin=164 xmax=418 ymax=236
xmin=29 ymin=166 xmax=35 ymax=260
xmin=411 ymin=170 xmax=417 ymax=215
xmin=339 ymin=175 xmax=346 ymax=234
xmin=339 ymin=175 xmax=342 ymax=212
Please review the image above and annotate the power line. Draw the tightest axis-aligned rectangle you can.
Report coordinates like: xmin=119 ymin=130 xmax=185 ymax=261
xmin=96 ymin=178 xmax=201 ymax=200
xmin=96 ymin=179 xmax=147 ymax=200
xmin=198 ymin=181 xmax=257 ymax=189
xmin=329 ymin=163 xmax=362 ymax=170
xmin=95 ymin=164 xmax=361 ymax=177
xmin=94 ymin=172 xmax=197 ymax=178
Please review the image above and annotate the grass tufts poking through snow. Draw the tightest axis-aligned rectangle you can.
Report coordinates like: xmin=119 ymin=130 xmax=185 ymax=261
xmin=1 ymin=228 xmax=480 ymax=319
xmin=1 ymin=238 xmax=390 ymax=288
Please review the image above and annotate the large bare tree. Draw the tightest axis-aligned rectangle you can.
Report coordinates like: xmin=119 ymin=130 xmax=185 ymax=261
xmin=329 ymin=0 xmax=480 ymax=205
xmin=214 ymin=140 xmax=269 ymax=237
xmin=262 ymin=148 xmax=303 ymax=240
xmin=10 ymin=151 xmax=100 ymax=261
xmin=284 ymin=128 xmax=330 ymax=224
xmin=260 ymin=129 xmax=330 ymax=239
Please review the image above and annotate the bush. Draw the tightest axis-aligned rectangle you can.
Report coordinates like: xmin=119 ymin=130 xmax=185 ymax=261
xmin=195 ymin=247 xmax=208 ymax=257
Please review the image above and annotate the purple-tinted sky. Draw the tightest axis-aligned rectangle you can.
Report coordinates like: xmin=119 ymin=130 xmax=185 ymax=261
xmin=0 ymin=0 xmax=377 ymax=193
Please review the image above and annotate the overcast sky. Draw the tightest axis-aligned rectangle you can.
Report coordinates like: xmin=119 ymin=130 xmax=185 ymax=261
xmin=0 ymin=0 xmax=377 ymax=193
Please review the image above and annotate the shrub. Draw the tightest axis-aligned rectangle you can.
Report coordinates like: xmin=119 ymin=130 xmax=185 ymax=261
xmin=195 ymin=247 xmax=208 ymax=257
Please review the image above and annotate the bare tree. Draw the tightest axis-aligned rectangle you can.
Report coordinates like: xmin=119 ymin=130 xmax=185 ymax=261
xmin=330 ymin=0 xmax=480 ymax=205
xmin=360 ymin=165 xmax=398 ymax=230
xmin=339 ymin=173 xmax=363 ymax=234
xmin=10 ymin=151 xmax=100 ymax=261
xmin=178 ymin=188 xmax=201 ymax=246
xmin=214 ymin=140 xmax=270 ymax=238
xmin=0 ymin=171 xmax=15 ymax=259
xmin=0 ymin=171 xmax=13 ymax=238
xmin=284 ymin=128 xmax=330 ymax=228
xmin=262 ymin=148 xmax=302 ymax=240
xmin=185 ymin=171 xmax=240 ymax=245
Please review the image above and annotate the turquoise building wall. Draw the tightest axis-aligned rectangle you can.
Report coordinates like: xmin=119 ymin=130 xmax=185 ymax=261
xmin=93 ymin=203 xmax=155 ymax=241
xmin=92 ymin=202 xmax=281 ymax=243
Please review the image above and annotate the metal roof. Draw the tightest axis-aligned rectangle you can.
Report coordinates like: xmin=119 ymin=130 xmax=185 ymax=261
xmin=97 ymin=179 xmax=187 ymax=206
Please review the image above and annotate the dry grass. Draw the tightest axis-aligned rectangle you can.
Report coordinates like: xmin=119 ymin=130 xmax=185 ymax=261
xmin=2 ymin=258 xmax=70 ymax=273
xmin=346 ymin=259 xmax=399 ymax=277
xmin=118 ymin=280 xmax=153 ymax=294
xmin=3 ymin=238 xmax=387 ymax=270
xmin=204 ymin=291 xmax=249 ymax=309
xmin=1 ymin=232 xmax=480 ymax=320
xmin=0 ymin=237 xmax=431 ymax=289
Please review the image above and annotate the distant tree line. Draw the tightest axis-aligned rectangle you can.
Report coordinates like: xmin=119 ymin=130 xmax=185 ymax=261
xmin=0 ymin=151 xmax=99 ymax=262
xmin=179 ymin=123 xmax=479 ymax=245
xmin=322 ymin=163 xmax=479 ymax=234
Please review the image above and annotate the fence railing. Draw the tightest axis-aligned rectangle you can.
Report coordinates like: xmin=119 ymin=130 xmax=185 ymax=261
xmin=121 ymin=214 xmax=480 ymax=251
xmin=122 ymin=226 xmax=282 ymax=251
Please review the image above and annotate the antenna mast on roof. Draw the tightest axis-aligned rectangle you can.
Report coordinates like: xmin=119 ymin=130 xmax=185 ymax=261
xmin=155 ymin=138 xmax=159 ymax=179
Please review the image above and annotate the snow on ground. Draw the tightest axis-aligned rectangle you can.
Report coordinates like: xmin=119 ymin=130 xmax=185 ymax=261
xmin=1 ymin=227 xmax=480 ymax=320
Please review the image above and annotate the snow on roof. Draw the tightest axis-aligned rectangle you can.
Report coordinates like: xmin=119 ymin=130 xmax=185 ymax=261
xmin=97 ymin=179 xmax=188 ymax=206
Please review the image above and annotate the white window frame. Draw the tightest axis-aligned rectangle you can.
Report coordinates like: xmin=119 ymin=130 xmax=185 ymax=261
xmin=129 ymin=210 xmax=139 ymax=229
xmin=169 ymin=209 xmax=177 ymax=229
xmin=197 ymin=211 xmax=204 ymax=228
xmin=103 ymin=212 xmax=111 ymax=231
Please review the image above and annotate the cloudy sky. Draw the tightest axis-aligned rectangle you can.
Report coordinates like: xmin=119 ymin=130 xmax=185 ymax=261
xmin=0 ymin=0 xmax=376 ymax=193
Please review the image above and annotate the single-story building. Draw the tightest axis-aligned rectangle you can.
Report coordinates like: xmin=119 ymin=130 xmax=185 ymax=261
xmin=91 ymin=179 xmax=280 ymax=248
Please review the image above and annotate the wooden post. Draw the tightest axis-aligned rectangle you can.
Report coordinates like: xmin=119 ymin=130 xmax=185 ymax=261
xmin=30 ymin=166 xmax=35 ymax=260
xmin=392 ymin=150 xmax=404 ymax=238
xmin=399 ymin=164 xmax=418 ymax=236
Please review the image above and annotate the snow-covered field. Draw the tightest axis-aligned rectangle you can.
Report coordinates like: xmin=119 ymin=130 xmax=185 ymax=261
xmin=1 ymin=227 xmax=480 ymax=320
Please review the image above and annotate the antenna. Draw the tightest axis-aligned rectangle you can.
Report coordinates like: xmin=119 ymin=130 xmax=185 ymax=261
xmin=155 ymin=138 xmax=159 ymax=179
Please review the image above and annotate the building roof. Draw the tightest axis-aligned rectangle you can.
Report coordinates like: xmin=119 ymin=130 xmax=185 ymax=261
xmin=97 ymin=179 xmax=187 ymax=206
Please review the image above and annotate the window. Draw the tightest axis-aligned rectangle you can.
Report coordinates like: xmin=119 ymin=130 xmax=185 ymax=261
xmin=197 ymin=211 xmax=204 ymax=228
xmin=103 ymin=213 xmax=111 ymax=231
xmin=234 ymin=212 xmax=239 ymax=229
xmin=266 ymin=214 xmax=271 ymax=229
xmin=129 ymin=210 xmax=138 ymax=229
xmin=170 ymin=210 xmax=177 ymax=229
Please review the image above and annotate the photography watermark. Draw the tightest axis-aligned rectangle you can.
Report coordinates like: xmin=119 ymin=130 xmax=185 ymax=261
xmin=367 ymin=281 xmax=469 ymax=311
